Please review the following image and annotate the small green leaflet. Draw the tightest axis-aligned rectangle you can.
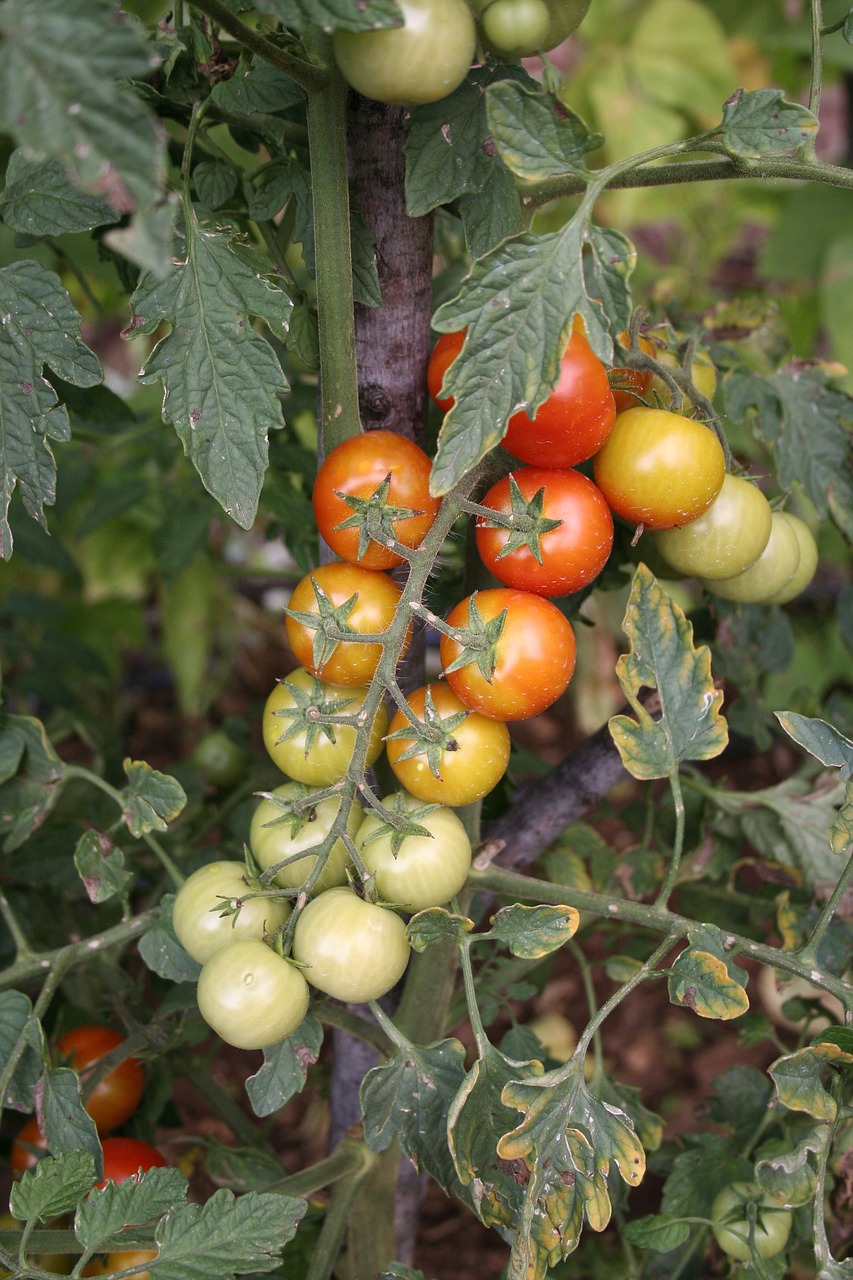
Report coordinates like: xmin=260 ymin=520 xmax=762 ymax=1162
xmin=407 ymin=907 xmax=474 ymax=952
xmin=0 ymin=151 xmax=117 ymax=237
xmin=0 ymin=990 xmax=43 ymax=1111
xmin=769 ymin=1042 xmax=853 ymax=1122
xmin=486 ymin=904 xmax=579 ymax=959
xmin=210 ymin=55 xmax=304 ymax=117
xmin=609 ymin=565 xmax=728 ymax=780
xmin=10 ymin=1150 xmax=96 ymax=1224
xmin=756 ymin=1131 xmax=823 ymax=1207
xmin=152 ymin=1187 xmax=306 ymax=1280
xmin=76 ymin=1166 xmax=189 ymax=1252
xmin=485 ymin=82 xmax=601 ymax=182
xmin=41 ymin=1067 xmax=102 ymax=1176
xmin=248 ymin=0 xmax=402 ymax=32
xmin=0 ymin=260 xmax=102 ymax=558
xmin=718 ymin=88 xmax=819 ymax=159
xmin=138 ymin=895 xmax=202 ymax=985
xmin=127 ymin=214 xmax=292 ymax=530
xmin=776 ymin=710 xmax=853 ymax=853
xmin=246 ymin=1017 xmax=323 ymax=1118
xmin=621 ymin=1214 xmax=690 ymax=1252
xmin=74 ymin=831 xmax=132 ymax=904
xmin=668 ymin=927 xmax=749 ymax=1021
xmin=121 ymin=759 xmax=187 ymax=836
xmin=0 ymin=712 xmax=67 ymax=851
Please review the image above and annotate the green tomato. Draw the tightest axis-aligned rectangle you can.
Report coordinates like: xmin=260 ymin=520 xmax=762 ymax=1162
xmin=710 ymin=1182 xmax=792 ymax=1262
xmin=764 ymin=513 xmax=818 ymax=604
xmin=292 ymin=888 xmax=411 ymax=1003
xmin=354 ymin=791 xmax=472 ymax=911
xmin=701 ymin=510 xmax=800 ymax=603
xmin=332 ymin=0 xmax=476 ymax=108
xmin=196 ymin=938 xmax=310 ymax=1050
xmin=172 ymin=860 xmax=290 ymax=964
xmin=249 ymin=783 xmax=362 ymax=895
xmin=652 ymin=474 xmax=773 ymax=581
xmin=470 ymin=0 xmax=589 ymax=48
xmin=262 ymin=667 xmax=388 ymax=786
xmin=190 ymin=729 xmax=247 ymax=789
xmin=481 ymin=0 xmax=550 ymax=56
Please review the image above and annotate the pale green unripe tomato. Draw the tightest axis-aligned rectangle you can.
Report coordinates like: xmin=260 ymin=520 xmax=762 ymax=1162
xmin=481 ymin=0 xmax=551 ymax=56
xmin=354 ymin=791 xmax=472 ymax=911
xmin=701 ymin=510 xmax=800 ymax=603
xmin=172 ymin=860 xmax=290 ymax=964
xmin=250 ymin=783 xmax=362 ymax=895
xmin=332 ymin=0 xmax=476 ymax=108
xmin=764 ymin=513 xmax=818 ymax=604
xmin=710 ymin=1182 xmax=792 ymax=1261
xmin=653 ymin=474 xmax=772 ymax=581
xmin=196 ymin=939 xmax=310 ymax=1050
xmin=292 ymin=889 xmax=411 ymax=1003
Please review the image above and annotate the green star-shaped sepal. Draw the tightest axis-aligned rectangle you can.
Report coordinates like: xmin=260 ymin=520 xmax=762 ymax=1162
xmin=482 ymin=473 xmax=562 ymax=565
xmin=359 ymin=790 xmax=441 ymax=857
xmin=253 ymin=782 xmax=316 ymax=839
xmin=269 ymin=672 xmax=357 ymax=758
xmin=442 ymin=595 xmax=508 ymax=685
xmin=285 ymin=580 xmax=360 ymax=672
xmin=333 ymin=473 xmax=425 ymax=562
xmin=385 ymin=687 xmax=470 ymax=779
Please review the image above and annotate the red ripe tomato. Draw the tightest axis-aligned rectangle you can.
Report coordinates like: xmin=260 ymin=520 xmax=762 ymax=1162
xmin=440 ymin=589 xmax=576 ymax=720
xmin=475 ymin=467 xmax=614 ymax=598
xmin=11 ymin=1114 xmax=46 ymax=1175
xmin=594 ymin=407 xmax=725 ymax=531
xmin=313 ymin=430 xmax=440 ymax=571
xmin=56 ymin=1026 xmax=144 ymax=1135
xmin=97 ymin=1138 xmax=167 ymax=1188
xmin=502 ymin=329 xmax=616 ymax=468
xmin=285 ymin=560 xmax=410 ymax=686
xmin=427 ymin=329 xmax=466 ymax=414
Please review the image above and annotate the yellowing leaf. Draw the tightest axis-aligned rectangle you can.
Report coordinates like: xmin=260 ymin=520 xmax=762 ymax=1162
xmin=769 ymin=1043 xmax=853 ymax=1121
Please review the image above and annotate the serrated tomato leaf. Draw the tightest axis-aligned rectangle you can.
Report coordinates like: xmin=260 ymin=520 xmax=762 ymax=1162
xmin=718 ymin=88 xmax=818 ymax=159
xmin=121 ymin=760 xmax=186 ymax=836
xmin=486 ymin=904 xmax=579 ymax=958
xmin=769 ymin=1042 xmax=853 ymax=1122
xmin=10 ymin=1151 xmax=96 ymax=1224
xmin=246 ymin=1017 xmax=324 ymax=1118
xmin=486 ymin=81 xmax=600 ymax=181
xmin=249 ymin=0 xmax=402 ymax=31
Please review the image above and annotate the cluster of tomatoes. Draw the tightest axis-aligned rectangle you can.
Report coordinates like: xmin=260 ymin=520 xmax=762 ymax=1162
xmin=10 ymin=1026 xmax=164 ymax=1280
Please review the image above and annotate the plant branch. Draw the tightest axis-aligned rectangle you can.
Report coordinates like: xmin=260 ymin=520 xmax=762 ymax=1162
xmin=187 ymin=0 xmax=328 ymax=93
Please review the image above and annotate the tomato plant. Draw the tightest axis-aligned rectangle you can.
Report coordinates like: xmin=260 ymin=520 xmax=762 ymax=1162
xmin=171 ymin=860 xmax=290 ymax=965
xmin=652 ymin=473 xmax=773 ymax=580
xmin=501 ymin=329 xmax=616 ymax=468
xmin=353 ymin=790 xmax=472 ymax=910
xmin=331 ymin=0 xmax=476 ymax=108
xmin=97 ymin=1138 xmax=167 ymax=1188
xmin=291 ymin=888 xmax=411 ymax=1002
xmin=593 ymin=407 xmax=726 ymax=530
xmin=385 ymin=684 xmax=511 ymax=806
xmin=475 ymin=467 xmax=614 ymax=597
xmin=196 ymin=938 xmax=311 ymax=1051
xmin=313 ymin=430 xmax=440 ymax=571
xmin=249 ymin=782 xmax=361 ymax=894
xmin=262 ymin=668 xmax=388 ymax=785
xmin=55 ymin=1026 xmax=144 ymax=1136
xmin=439 ymin=588 xmax=576 ymax=720
xmin=284 ymin=560 xmax=409 ymax=687
xmin=710 ymin=1183 xmax=793 ymax=1262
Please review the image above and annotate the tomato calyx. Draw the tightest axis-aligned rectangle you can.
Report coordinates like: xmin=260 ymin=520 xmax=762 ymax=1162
xmin=384 ymin=686 xmax=469 ymax=778
xmin=267 ymin=673 xmax=359 ymax=757
xmin=466 ymin=475 xmax=563 ymax=565
xmin=440 ymin=595 xmax=507 ymax=684
xmin=253 ymin=781 xmax=319 ymax=840
xmin=285 ymin=582 xmax=365 ymax=672
xmin=358 ymin=790 xmax=440 ymax=857
xmin=332 ymin=473 xmax=425 ymax=563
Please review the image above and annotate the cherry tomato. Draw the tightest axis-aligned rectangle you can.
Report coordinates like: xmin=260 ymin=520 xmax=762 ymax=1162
xmin=469 ymin=0 xmax=590 ymax=49
xmin=189 ymin=729 xmax=247 ymax=789
xmin=105 ymin=1252 xmax=157 ymax=1280
xmin=285 ymin=561 xmax=410 ymax=687
xmin=97 ymin=1138 xmax=167 ymax=1188
xmin=481 ymin=0 xmax=550 ymax=56
xmin=701 ymin=511 xmax=801 ymax=604
xmin=55 ymin=1026 xmax=144 ymax=1136
xmin=354 ymin=790 xmax=472 ymax=910
xmin=291 ymin=888 xmax=411 ymax=1002
xmin=502 ymin=329 xmax=616 ymax=468
xmin=313 ymin=430 xmax=440 ymax=571
xmin=262 ymin=668 xmax=389 ymax=785
xmin=710 ymin=1182 xmax=792 ymax=1261
xmin=427 ymin=329 xmax=466 ymax=415
xmin=172 ymin=860 xmax=291 ymax=965
xmin=196 ymin=938 xmax=310 ymax=1050
xmin=475 ymin=467 xmax=614 ymax=598
xmin=593 ymin=407 xmax=725 ymax=530
xmin=249 ymin=782 xmax=362 ymax=895
xmin=10 ymin=1115 xmax=46 ymax=1175
xmin=765 ymin=513 xmax=818 ymax=604
xmin=652 ymin=474 xmax=773 ymax=581
xmin=440 ymin=589 xmax=576 ymax=720
xmin=385 ymin=683 xmax=510 ymax=807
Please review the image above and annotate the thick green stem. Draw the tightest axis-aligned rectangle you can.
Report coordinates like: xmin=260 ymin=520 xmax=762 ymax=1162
xmin=304 ymin=1141 xmax=380 ymax=1280
xmin=0 ymin=910 xmax=157 ymax=991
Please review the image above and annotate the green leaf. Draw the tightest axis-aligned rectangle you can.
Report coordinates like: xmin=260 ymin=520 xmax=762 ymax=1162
xmin=138 ymin=895 xmax=202 ymax=985
xmin=122 ymin=759 xmax=187 ymax=836
xmin=210 ymin=54 xmax=304 ymax=115
xmin=456 ymin=161 xmax=523 ymax=259
xmin=0 ymin=991 xmax=43 ymax=1111
xmin=756 ymin=1131 xmax=822 ymax=1206
xmin=0 ymin=151 xmax=117 ymax=237
xmin=152 ymin=1188 xmax=306 ymax=1279
xmin=10 ymin=1150 xmax=96 ymax=1223
xmin=245 ymin=1017 xmax=323 ymax=1118
xmin=361 ymin=1038 xmax=467 ymax=1194
xmin=814 ymin=1027 xmax=853 ymax=1053
xmin=0 ymin=260 xmax=102 ymax=558
xmin=430 ymin=213 xmax=627 ymax=494
xmin=485 ymin=81 xmax=600 ymax=181
xmin=609 ymin=565 xmax=728 ymax=780
xmin=776 ymin=711 xmax=853 ymax=852
xmin=250 ymin=0 xmax=402 ymax=32
xmin=0 ymin=712 xmax=67 ymax=851
xmin=0 ymin=0 xmax=165 ymax=213
xmin=718 ymin=88 xmax=819 ymax=158
xmin=204 ymin=1142 xmax=287 ymax=1193
xmin=661 ymin=1134 xmax=752 ymax=1219
xmin=498 ymin=1065 xmax=646 ymax=1275
xmin=770 ymin=1042 xmax=853 ymax=1121
xmin=41 ymin=1067 xmax=102 ymax=1175
xmin=128 ymin=213 xmax=291 ymax=530
xmin=668 ymin=926 xmax=750 ymax=1021
xmin=193 ymin=161 xmax=240 ymax=211
xmin=76 ymin=1166 xmax=188 ymax=1251
xmin=74 ymin=831 xmax=132 ymax=904
xmin=724 ymin=367 xmax=853 ymax=538
xmin=486 ymin=903 xmax=579 ymax=958
xmin=621 ymin=1213 xmax=690 ymax=1251
xmin=407 ymin=908 xmax=474 ymax=952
